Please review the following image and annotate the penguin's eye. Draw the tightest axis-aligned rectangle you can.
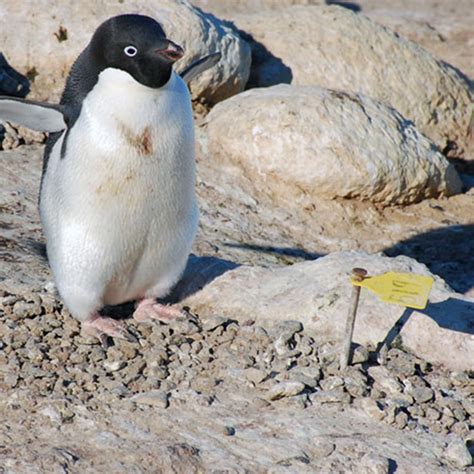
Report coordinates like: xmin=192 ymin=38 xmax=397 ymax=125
xmin=124 ymin=46 xmax=138 ymax=57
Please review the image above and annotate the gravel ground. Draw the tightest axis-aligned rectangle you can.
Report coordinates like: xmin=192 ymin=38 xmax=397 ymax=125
xmin=1 ymin=288 xmax=472 ymax=456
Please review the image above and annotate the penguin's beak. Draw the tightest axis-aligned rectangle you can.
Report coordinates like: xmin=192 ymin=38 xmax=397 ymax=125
xmin=156 ymin=40 xmax=184 ymax=62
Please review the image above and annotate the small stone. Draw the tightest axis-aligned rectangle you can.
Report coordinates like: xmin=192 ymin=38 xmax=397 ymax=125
xmin=190 ymin=376 xmax=218 ymax=394
xmin=359 ymin=453 xmax=390 ymax=474
xmin=407 ymin=405 xmax=425 ymax=418
xmin=319 ymin=375 xmax=344 ymax=391
xmin=243 ymin=367 xmax=267 ymax=385
xmin=351 ymin=344 xmax=369 ymax=364
xmin=409 ymin=386 xmax=434 ymax=404
xmin=385 ymin=394 xmax=414 ymax=409
xmin=394 ymin=411 xmax=408 ymax=429
xmin=223 ymin=426 xmax=236 ymax=436
xmin=267 ymin=381 xmax=305 ymax=401
xmin=310 ymin=389 xmax=351 ymax=405
xmin=288 ymin=370 xmax=319 ymax=389
xmin=103 ymin=360 xmax=126 ymax=372
xmin=425 ymin=407 xmax=441 ymax=422
xmin=355 ymin=397 xmax=385 ymax=421
xmin=12 ymin=300 xmax=41 ymax=319
xmin=443 ymin=437 xmax=472 ymax=468
xmin=274 ymin=320 xmax=303 ymax=337
xmin=450 ymin=371 xmax=470 ymax=386
xmin=450 ymin=421 xmax=470 ymax=438
xmin=131 ymin=390 xmax=169 ymax=408
xmin=3 ymin=373 xmax=18 ymax=388
xmin=386 ymin=348 xmax=416 ymax=376
xmin=368 ymin=366 xmax=403 ymax=395
xmin=170 ymin=319 xmax=200 ymax=336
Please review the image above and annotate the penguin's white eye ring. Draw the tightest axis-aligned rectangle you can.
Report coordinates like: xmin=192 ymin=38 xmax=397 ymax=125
xmin=124 ymin=46 xmax=138 ymax=57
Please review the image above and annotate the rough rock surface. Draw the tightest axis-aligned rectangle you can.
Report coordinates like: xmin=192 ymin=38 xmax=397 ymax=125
xmin=179 ymin=251 xmax=474 ymax=372
xmin=202 ymin=85 xmax=462 ymax=205
xmin=233 ymin=5 xmax=473 ymax=160
xmin=358 ymin=0 xmax=474 ymax=80
xmin=192 ymin=0 xmax=324 ymax=15
xmin=0 ymin=0 xmax=251 ymax=104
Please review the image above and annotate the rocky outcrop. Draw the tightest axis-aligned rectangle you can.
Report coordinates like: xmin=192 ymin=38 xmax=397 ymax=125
xmin=233 ymin=5 xmax=473 ymax=160
xmin=201 ymin=85 xmax=462 ymax=206
xmin=0 ymin=0 xmax=251 ymax=104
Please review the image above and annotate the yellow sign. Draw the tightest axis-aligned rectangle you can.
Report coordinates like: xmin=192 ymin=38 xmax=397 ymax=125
xmin=351 ymin=272 xmax=434 ymax=310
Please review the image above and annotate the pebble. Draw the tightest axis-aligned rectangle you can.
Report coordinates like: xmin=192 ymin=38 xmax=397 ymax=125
xmin=355 ymin=397 xmax=385 ymax=421
xmin=310 ymin=389 xmax=351 ymax=405
xmin=351 ymin=344 xmax=369 ymax=364
xmin=1 ymin=287 xmax=471 ymax=452
xmin=408 ymin=386 xmax=434 ymax=404
xmin=242 ymin=367 xmax=267 ymax=385
xmin=319 ymin=375 xmax=344 ymax=391
xmin=103 ymin=360 xmax=126 ymax=372
xmin=222 ymin=425 xmax=236 ymax=436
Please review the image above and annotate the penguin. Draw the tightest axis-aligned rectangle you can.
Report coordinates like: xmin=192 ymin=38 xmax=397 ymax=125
xmin=0 ymin=14 xmax=220 ymax=342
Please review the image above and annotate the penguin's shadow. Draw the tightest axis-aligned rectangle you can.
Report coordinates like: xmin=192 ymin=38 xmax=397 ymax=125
xmin=99 ymin=254 xmax=240 ymax=319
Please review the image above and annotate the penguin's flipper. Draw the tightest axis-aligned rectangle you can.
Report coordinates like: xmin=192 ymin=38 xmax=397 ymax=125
xmin=0 ymin=97 xmax=67 ymax=132
xmin=179 ymin=52 xmax=221 ymax=85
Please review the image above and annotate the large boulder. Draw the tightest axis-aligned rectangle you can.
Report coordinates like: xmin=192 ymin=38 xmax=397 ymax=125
xmin=0 ymin=0 xmax=251 ymax=104
xmin=179 ymin=251 xmax=474 ymax=372
xmin=233 ymin=5 xmax=473 ymax=160
xmin=201 ymin=85 xmax=462 ymax=206
xmin=191 ymin=0 xmax=324 ymax=16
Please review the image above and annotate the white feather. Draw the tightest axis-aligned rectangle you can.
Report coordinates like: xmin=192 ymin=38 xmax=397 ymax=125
xmin=40 ymin=69 xmax=198 ymax=320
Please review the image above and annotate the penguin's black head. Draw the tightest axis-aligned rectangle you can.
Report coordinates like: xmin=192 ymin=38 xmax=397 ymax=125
xmin=89 ymin=14 xmax=184 ymax=89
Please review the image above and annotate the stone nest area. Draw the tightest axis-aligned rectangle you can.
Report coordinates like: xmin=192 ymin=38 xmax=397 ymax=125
xmin=1 ymin=289 xmax=473 ymax=471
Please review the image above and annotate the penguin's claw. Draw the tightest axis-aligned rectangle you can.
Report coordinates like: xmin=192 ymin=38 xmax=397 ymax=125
xmin=133 ymin=298 xmax=186 ymax=323
xmin=82 ymin=314 xmax=138 ymax=343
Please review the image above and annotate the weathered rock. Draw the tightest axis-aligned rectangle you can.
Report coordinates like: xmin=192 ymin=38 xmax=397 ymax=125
xmin=365 ymin=10 xmax=474 ymax=80
xmin=0 ymin=0 xmax=251 ymax=104
xmin=233 ymin=5 xmax=473 ymax=159
xmin=359 ymin=453 xmax=390 ymax=474
xmin=181 ymin=251 xmax=474 ymax=371
xmin=192 ymin=0 xmax=325 ymax=16
xmin=201 ymin=85 xmax=461 ymax=206
xmin=443 ymin=437 xmax=473 ymax=468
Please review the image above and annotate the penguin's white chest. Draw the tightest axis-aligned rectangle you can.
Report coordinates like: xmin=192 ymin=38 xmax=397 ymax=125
xmin=40 ymin=69 xmax=198 ymax=315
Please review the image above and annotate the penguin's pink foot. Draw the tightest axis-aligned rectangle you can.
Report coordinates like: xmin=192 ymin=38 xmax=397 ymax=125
xmin=133 ymin=298 xmax=186 ymax=323
xmin=81 ymin=313 xmax=137 ymax=343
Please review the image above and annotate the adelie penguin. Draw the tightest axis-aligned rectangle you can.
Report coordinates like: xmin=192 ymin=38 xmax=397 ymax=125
xmin=0 ymin=14 xmax=220 ymax=342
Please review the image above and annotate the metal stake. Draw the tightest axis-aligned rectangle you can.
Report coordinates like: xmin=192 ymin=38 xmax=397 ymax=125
xmin=340 ymin=267 xmax=367 ymax=371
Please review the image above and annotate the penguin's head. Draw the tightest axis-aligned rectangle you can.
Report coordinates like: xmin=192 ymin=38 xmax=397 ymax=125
xmin=88 ymin=14 xmax=184 ymax=89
